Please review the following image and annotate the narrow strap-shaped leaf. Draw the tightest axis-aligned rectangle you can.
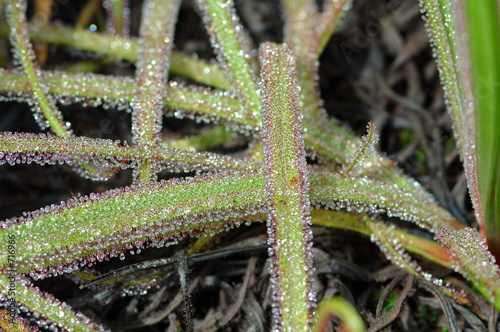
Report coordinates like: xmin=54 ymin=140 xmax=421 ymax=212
xmin=162 ymin=125 xmax=237 ymax=152
xmin=279 ymin=0 xmax=375 ymax=171
xmin=6 ymin=0 xmax=70 ymax=137
xmin=310 ymin=169 xmax=464 ymax=232
xmin=0 ymin=23 xmax=231 ymax=90
xmin=340 ymin=121 xmax=378 ymax=177
xmin=436 ymin=227 xmax=500 ymax=310
xmin=0 ymin=68 xmax=374 ymax=165
xmin=0 ymin=132 xmax=259 ymax=171
xmin=419 ymin=1 xmax=481 ymax=224
xmin=315 ymin=0 xmax=353 ymax=56
xmin=366 ymin=220 xmax=468 ymax=304
xmin=195 ymin=0 xmax=261 ymax=119
xmin=132 ymin=0 xmax=180 ymax=146
xmin=0 ymin=70 xmax=259 ymax=131
xmin=311 ymin=210 xmax=454 ymax=270
xmin=132 ymin=0 xmax=181 ymax=182
xmin=281 ymin=0 xmax=329 ymax=126
xmin=0 ymin=171 xmax=467 ymax=301
xmin=6 ymin=1 xmax=117 ymax=180
xmin=259 ymin=42 xmax=314 ymax=330
xmin=0 ymin=276 xmax=108 ymax=331
xmin=104 ymin=0 xmax=130 ymax=36
xmin=0 ymin=170 xmax=267 ymax=277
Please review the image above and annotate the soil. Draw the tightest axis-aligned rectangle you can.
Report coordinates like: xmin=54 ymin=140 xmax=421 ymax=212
xmin=0 ymin=0 xmax=495 ymax=331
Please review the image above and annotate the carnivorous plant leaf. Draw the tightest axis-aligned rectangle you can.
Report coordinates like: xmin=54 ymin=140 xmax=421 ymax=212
xmin=0 ymin=276 xmax=108 ymax=331
xmin=0 ymin=170 xmax=267 ymax=277
xmin=259 ymin=42 xmax=315 ymax=330
xmin=436 ymin=227 xmax=500 ymax=309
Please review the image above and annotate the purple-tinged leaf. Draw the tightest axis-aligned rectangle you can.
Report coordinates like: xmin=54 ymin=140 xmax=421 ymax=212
xmin=0 ymin=170 xmax=267 ymax=278
xmin=0 ymin=132 xmax=258 ymax=173
xmin=0 ymin=70 xmax=260 ymax=132
xmin=0 ymin=276 xmax=108 ymax=331
xmin=132 ymin=0 xmax=181 ymax=182
xmin=436 ymin=227 xmax=500 ymax=310
xmin=259 ymin=42 xmax=315 ymax=330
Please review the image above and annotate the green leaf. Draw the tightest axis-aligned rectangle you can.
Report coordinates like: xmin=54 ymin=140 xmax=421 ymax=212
xmin=436 ymin=227 xmax=500 ymax=310
xmin=195 ymin=0 xmax=261 ymax=118
xmin=463 ymin=0 xmax=500 ymax=257
xmin=309 ymin=169 xmax=463 ymax=232
xmin=6 ymin=0 xmax=69 ymax=137
xmin=0 ymin=170 xmax=267 ymax=276
xmin=315 ymin=0 xmax=353 ymax=56
xmin=419 ymin=0 xmax=481 ymax=224
xmin=0 ymin=132 xmax=258 ymax=172
xmin=131 ymin=0 xmax=181 ymax=182
xmin=0 ymin=70 xmax=260 ymax=131
xmin=0 ymin=276 xmax=107 ymax=331
xmin=259 ymin=42 xmax=314 ymax=330
xmin=0 ymin=23 xmax=231 ymax=90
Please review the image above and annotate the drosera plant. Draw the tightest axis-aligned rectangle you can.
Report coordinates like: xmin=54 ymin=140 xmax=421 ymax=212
xmin=0 ymin=0 xmax=499 ymax=330
xmin=420 ymin=0 xmax=500 ymax=304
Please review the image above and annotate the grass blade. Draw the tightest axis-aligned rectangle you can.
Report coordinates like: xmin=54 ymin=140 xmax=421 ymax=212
xmin=462 ymin=0 xmax=500 ymax=258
